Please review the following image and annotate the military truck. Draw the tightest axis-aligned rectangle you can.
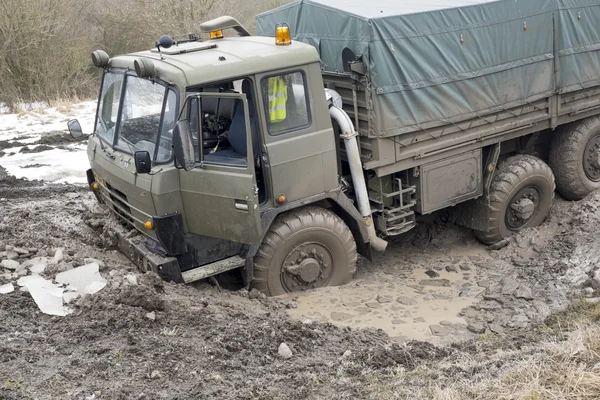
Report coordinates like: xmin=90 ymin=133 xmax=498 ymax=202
xmin=68 ymin=0 xmax=600 ymax=295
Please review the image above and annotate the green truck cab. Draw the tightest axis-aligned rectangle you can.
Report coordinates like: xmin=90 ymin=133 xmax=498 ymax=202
xmin=70 ymin=2 xmax=600 ymax=295
xmin=69 ymin=17 xmax=374 ymax=295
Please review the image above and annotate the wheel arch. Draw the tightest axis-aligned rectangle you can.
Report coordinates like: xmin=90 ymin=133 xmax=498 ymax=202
xmin=241 ymin=189 xmax=371 ymax=286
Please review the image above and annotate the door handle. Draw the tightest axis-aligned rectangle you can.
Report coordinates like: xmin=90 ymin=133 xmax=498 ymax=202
xmin=235 ymin=200 xmax=249 ymax=211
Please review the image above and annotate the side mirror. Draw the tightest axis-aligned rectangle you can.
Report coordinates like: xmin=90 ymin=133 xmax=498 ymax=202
xmin=134 ymin=151 xmax=152 ymax=174
xmin=173 ymin=120 xmax=196 ymax=171
xmin=67 ymin=119 xmax=84 ymax=139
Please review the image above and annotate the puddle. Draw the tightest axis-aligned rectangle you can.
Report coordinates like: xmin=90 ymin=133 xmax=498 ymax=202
xmin=280 ymin=249 xmax=485 ymax=344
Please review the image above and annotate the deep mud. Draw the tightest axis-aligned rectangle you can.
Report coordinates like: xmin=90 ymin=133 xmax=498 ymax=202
xmin=0 ymin=169 xmax=599 ymax=398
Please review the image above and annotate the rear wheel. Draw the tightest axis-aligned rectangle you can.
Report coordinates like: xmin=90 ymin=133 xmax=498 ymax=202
xmin=473 ymin=155 xmax=555 ymax=245
xmin=251 ymin=207 xmax=357 ymax=296
xmin=549 ymin=116 xmax=600 ymax=200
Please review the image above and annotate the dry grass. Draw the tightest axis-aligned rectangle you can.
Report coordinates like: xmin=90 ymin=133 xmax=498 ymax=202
xmin=352 ymin=301 xmax=600 ymax=399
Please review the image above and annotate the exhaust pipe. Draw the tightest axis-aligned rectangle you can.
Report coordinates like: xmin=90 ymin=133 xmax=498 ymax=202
xmin=328 ymin=102 xmax=388 ymax=252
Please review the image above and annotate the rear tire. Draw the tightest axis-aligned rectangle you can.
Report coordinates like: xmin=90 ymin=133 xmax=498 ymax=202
xmin=251 ymin=206 xmax=357 ymax=296
xmin=473 ymin=155 xmax=555 ymax=245
xmin=549 ymin=116 xmax=600 ymax=200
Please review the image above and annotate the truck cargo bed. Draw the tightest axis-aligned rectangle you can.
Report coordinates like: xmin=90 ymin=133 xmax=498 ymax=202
xmin=258 ymin=0 xmax=600 ymax=173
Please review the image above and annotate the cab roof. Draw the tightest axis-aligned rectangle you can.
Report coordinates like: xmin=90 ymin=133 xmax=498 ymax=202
xmin=108 ymin=36 xmax=320 ymax=88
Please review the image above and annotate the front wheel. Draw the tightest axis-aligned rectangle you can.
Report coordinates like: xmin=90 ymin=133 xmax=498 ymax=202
xmin=473 ymin=155 xmax=555 ymax=245
xmin=251 ymin=207 xmax=357 ymax=296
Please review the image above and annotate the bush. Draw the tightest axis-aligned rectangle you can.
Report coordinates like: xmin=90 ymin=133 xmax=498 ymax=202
xmin=0 ymin=0 xmax=291 ymax=109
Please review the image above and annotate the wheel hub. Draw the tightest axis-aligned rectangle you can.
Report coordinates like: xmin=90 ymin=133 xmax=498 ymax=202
xmin=285 ymin=258 xmax=321 ymax=283
xmin=584 ymin=136 xmax=600 ymax=182
xmin=510 ymin=198 xmax=535 ymax=220
xmin=506 ymin=186 xmax=540 ymax=230
xmin=282 ymin=243 xmax=333 ymax=291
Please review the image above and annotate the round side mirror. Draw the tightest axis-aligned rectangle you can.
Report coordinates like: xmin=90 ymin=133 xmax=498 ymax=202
xmin=173 ymin=120 xmax=195 ymax=171
xmin=67 ymin=119 xmax=84 ymax=139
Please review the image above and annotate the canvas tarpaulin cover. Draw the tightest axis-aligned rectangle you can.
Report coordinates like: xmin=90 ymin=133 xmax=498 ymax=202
xmin=256 ymin=0 xmax=600 ymax=137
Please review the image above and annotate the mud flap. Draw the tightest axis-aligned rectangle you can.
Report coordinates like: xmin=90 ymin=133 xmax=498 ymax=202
xmin=451 ymin=196 xmax=492 ymax=232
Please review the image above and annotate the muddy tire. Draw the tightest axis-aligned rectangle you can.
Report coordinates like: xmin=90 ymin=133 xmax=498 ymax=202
xmin=549 ymin=117 xmax=600 ymax=200
xmin=251 ymin=206 xmax=357 ymax=296
xmin=473 ymin=155 xmax=555 ymax=245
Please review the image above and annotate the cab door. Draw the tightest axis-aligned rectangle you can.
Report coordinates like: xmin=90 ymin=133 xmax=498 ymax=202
xmin=179 ymin=92 xmax=262 ymax=245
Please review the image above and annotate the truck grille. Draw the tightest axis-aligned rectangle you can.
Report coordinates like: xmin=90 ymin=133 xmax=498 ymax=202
xmin=105 ymin=182 xmax=133 ymax=224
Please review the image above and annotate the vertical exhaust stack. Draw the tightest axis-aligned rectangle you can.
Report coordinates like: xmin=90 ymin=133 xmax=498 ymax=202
xmin=326 ymin=90 xmax=388 ymax=252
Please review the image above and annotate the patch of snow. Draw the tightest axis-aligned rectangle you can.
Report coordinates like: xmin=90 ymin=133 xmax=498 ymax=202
xmin=55 ymin=262 xmax=107 ymax=295
xmin=1 ymin=145 xmax=89 ymax=184
xmin=0 ymin=101 xmax=97 ymax=184
xmin=18 ymin=275 xmax=72 ymax=316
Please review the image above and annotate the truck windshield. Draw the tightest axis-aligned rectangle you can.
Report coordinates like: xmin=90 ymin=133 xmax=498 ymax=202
xmin=95 ymin=71 xmax=177 ymax=163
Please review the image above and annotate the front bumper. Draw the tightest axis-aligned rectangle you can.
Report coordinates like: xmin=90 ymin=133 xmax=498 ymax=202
xmin=86 ymin=168 xmax=186 ymax=282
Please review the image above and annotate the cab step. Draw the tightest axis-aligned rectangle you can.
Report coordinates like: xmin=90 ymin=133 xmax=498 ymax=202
xmin=181 ymin=255 xmax=246 ymax=284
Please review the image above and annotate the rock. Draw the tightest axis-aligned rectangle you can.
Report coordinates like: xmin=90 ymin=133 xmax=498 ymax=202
xmin=0 ymin=283 xmax=14 ymax=294
xmin=331 ymin=312 xmax=354 ymax=321
xmin=146 ymin=311 xmax=156 ymax=321
xmin=413 ymin=317 xmax=426 ymax=323
xmin=425 ymin=270 xmax=440 ymax=278
xmin=593 ymin=269 xmax=600 ymax=286
xmin=584 ymin=287 xmax=595 ymax=297
xmin=483 ymin=294 xmax=504 ymax=304
xmin=341 ymin=350 xmax=352 ymax=359
xmin=365 ymin=302 xmax=382 ymax=309
xmin=149 ymin=370 xmax=162 ymax=379
xmin=6 ymin=251 xmax=19 ymax=260
xmin=439 ymin=320 xmax=453 ymax=326
xmin=445 ymin=265 xmax=458 ymax=273
xmin=5 ymin=245 xmax=14 ymax=252
xmin=396 ymin=296 xmax=418 ymax=306
xmin=467 ymin=323 xmax=486 ymax=334
xmin=487 ymin=238 xmax=510 ymax=250
xmin=419 ymin=279 xmax=451 ymax=287
xmin=513 ymin=285 xmax=534 ymax=300
xmin=430 ymin=325 xmax=452 ymax=336
xmin=512 ymin=258 xmax=529 ymax=267
xmin=376 ymin=295 xmax=393 ymax=304
xmin=278 ymin=343 xmax=293 ymax=359
xmin=501 ymin=276 xmax=520 ymax=295
xmin=586 ymin=297 xmax=600 ymax=304
xmin=51 ymin=248 xmax=64 ymax=264
xmin=248 ymin=288 xmax=261 ymax=299
xmin=1 ymin=259 xmax=19 ymax=270
xmin=301 ymin=318 xmax=313 ymax=325
xmin=488 ymin=323 xmax=505 ymax=334
xmin=124 ymin=274 xmax=138 ymax=286
xmin=477 ymin=280 xmax=491 ymax=288
xmin=392 ymin=319 xmax=407 ymax=325
xmin=84 ymin=258 xmax=106 ymax=268
xmin=13 ymin=247 xmax=29 ymax=255
xmin=459 ymin=265 xmax=471 ymax=271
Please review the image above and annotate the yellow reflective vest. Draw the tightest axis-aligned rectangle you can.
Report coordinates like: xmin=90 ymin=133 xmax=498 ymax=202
xmin=268 ymin=76 xmax=288 ymax=123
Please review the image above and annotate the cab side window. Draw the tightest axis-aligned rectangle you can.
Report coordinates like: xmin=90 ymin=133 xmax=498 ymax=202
xmin=261 ymin=71 xmax=311 ymax=135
